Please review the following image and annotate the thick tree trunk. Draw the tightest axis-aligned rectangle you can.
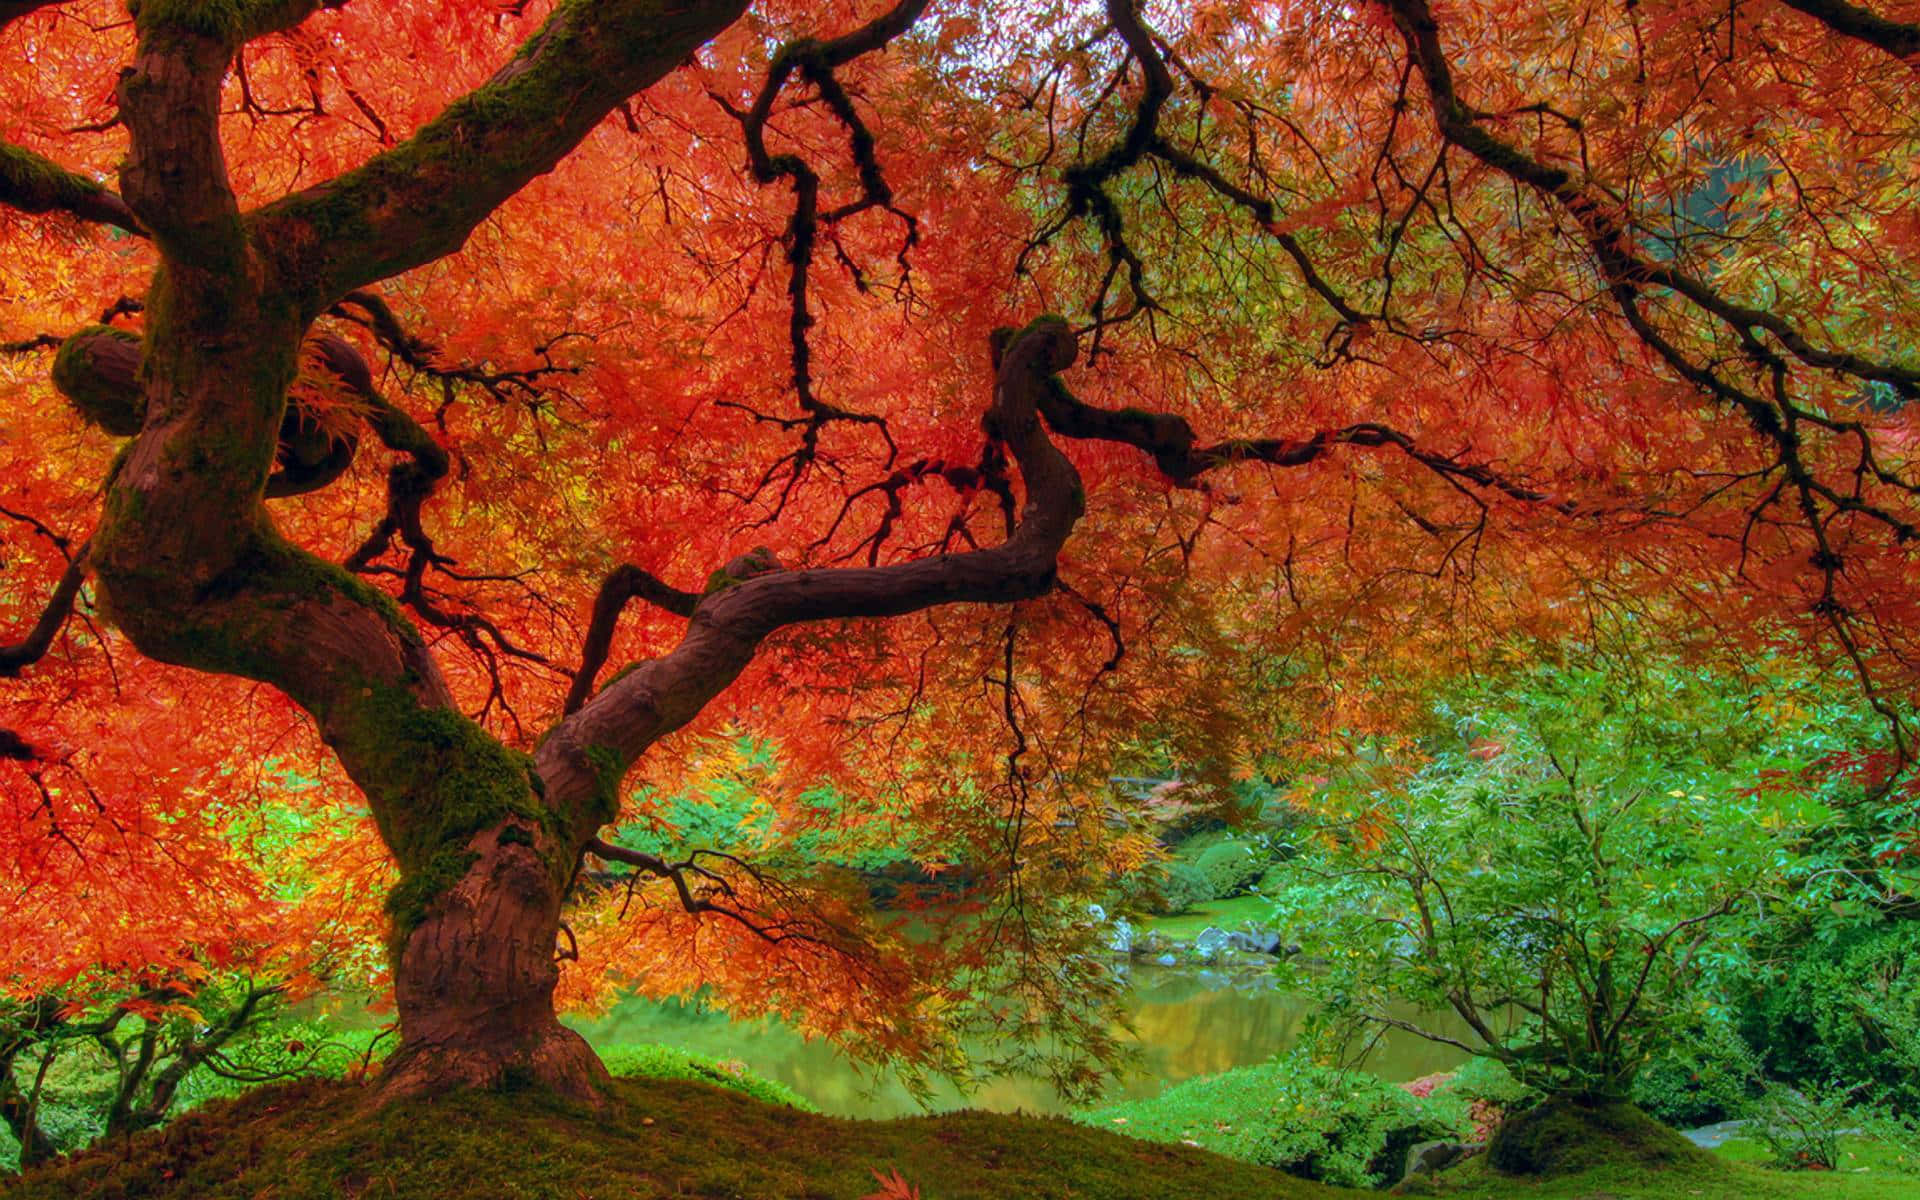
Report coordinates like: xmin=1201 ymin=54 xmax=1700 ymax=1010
xmin=379 ymin=818 xmax=608 ymax=1101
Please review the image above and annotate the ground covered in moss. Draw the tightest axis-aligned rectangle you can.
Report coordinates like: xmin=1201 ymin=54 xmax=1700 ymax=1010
xmin=0 ymin=1075 xmax=1351 ymax=1200
xmin=1406 ymin=1098 xmax=1920 ymax=1200
xmin=6 ymin=1077 xmax=1919 ymax=1200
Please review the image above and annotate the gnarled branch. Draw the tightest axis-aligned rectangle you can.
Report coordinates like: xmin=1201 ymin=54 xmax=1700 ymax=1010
xmin=253 ymin=0 xmax=749 ymax=309
xmin=536 ymin=319 xmax=1086 ymax=840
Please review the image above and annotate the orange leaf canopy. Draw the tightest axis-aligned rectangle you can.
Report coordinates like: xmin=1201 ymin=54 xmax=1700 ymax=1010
xmin=1 ymin=0 xmax=1916 ymax=1063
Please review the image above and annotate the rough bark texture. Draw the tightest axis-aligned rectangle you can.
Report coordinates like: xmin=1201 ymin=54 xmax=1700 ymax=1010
xmin=380 ymin=820 xmax=608 ymax=1098
xmin=29 ymin=0 xmax=1086 ymax=1105
xmin=76 ymin=1 xmax=750 ymax=1102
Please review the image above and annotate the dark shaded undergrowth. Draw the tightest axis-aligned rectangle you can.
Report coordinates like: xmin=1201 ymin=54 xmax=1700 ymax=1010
xmin=0 ymin=1075 xmax=1353 ymax=1200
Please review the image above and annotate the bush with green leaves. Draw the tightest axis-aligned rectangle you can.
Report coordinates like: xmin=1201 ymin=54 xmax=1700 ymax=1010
xmin=1264 ymin=657 xmax=1874 ymax=1104
xmin=1745 ymin=1084 xmax=1853 ymax=1170
xmin=1107 ymin=858 xmax=1214 ymax=916
xmin=1190 ymin=838 xmax=1266 ymax=899
xmin=0 ymin=989 xmax=381 ymax=1174
xmin=1074 ymin=1052 xmax=1466 ymax=1188
xmin=1629 ymin=1021 xmax=1762 ymax=1128
xmin=1744 ymin=920 xmax=1920 ymax=1114
xmin=1441 ymin=1056 xmax=1536 ymax=1111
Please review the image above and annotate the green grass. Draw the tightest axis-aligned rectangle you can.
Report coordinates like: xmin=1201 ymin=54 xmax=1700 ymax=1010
xmin=1140 ymin=894 xmax=1276 ymax=941
xmin=1406 ymin=1150 xmax=1920 ymax=1198
xmin=599 ymin=1041 xmax=816 ymax=1111
xmin=1714 ymin=1135 xmax=1920 ymax=1176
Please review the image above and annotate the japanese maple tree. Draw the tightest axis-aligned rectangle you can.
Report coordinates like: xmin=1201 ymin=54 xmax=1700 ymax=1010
xmin=1 ymin=0 xmax=1916 ymax=1100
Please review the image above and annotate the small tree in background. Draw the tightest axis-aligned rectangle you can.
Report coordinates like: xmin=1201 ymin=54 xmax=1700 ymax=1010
xmin=1266 ymin=656 xmax=1879 ymax=1106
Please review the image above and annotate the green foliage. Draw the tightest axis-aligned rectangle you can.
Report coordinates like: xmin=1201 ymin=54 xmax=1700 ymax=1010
xmin=1190 ymin=840 xmax=1265 ymax=900
xmin=0 ymin=995 xmax=381 ymax=1175
xmin=1745 ymin=1085 xmax=1854 ymax=1171
xmin=597 ymin=1043 xmax=813 ymax=1111
xmin=609 ymin=738 xmax=918 ymax=877
xmin=1744 ymin=921 xmax=1920 ymax=1113
xmin=1629 ymin=1021 xmax=1761 ymax=1128
xmin=1265 ymin=656 xmax=1868 ymax=1102
xmin=1111 ymin=829 xmax=1284 ymax=917
xmin=1110 ymin=859 xmax=1215 ymax=916
xmin=1075 ymin=1052 xmax=1466 ymax=1188
xmin=1441 ymin=1058 xmax=1536 ymax=1111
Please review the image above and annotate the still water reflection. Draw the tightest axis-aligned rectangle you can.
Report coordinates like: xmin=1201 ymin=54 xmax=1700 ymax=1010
xmin=564 ymin=965 xmax=1466 ymax=1118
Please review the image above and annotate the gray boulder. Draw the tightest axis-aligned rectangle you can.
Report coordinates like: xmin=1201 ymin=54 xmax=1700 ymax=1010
xmin=1401 ymin=1140 xmax=1479 ymax=1183
xmin=1191 ymin=926 xmax=1231 ymax=961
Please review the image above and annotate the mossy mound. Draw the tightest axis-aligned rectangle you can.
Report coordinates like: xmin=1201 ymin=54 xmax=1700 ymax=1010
xmin=1484 ymin=1097 xmax=1707 ymax=1178
xmin=0 ymin=1076 xmax=1353 ymax=1200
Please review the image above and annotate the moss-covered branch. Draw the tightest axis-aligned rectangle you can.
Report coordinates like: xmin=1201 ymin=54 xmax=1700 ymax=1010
xmin=252 ymin=0 xmax=747 ymax=309
xmin=116 ymin=17 xmax=244 ymax=271
xmin=0 ymin=142 xmax=142 ymax=234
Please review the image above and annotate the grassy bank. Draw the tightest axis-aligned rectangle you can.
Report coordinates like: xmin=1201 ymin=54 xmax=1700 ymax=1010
xmin=1135 ymin=894 xmax=1275 ymax=942
xmin=1415 ymin=1151 xmax=1920 ymax=1199
xmin=5 ymin=1074 xmax=1920 ymax=1200
xmin=0 ymin=1076 xmax=1347 ymax=1200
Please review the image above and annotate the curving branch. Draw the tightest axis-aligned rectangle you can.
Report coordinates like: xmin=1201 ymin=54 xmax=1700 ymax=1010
xmin=535 ymin=319 xmax=1087 ymax=835
xmin=1019 ymin=0 xmax=1379 ymax=347
xmin=0 ymin=545 xmax=88 ymax=678
xmin=1034 ymin=382 xmax=1574 ymax=509
xmin=1384 ymin=0 xmax=1919 ymax=403
xmin=1381 ymin=0 xmax=1920 ymax=754
xmin=1776 ymin=0 xmax=1920 ymax=59
xmin=564 ymin=565 xmax=700 ymax=715
xmin=711 ymin=0 xmax=929 ymax=505
xmin=583 ymin=838 xmax=843 ymax=947
xmin=0 ymin=144 xmax=142 ymax=235
xmin=253 ymin=0 xmax=749 ymax=309
xmin=331 ymin=290 xmax=579 ymax=406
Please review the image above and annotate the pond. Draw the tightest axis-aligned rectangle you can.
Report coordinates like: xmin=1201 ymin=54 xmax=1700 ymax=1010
xmin=563 ymin=964 xmax=1468 ymax=1118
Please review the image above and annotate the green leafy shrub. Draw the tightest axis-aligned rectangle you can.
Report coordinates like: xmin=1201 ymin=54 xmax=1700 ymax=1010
xmin=598 ymin=1043 xmax=814 ymax=1111
xmin=1628 ymin=1021 xmax=1760 ymax=1128
xmin=1109 ymin=859 xmax=1214 ymax=916
xmin=1745 ymin=1084 xmax=1851 ymax=1170
xmin=1191 ymin=840 xmax=1265 ymax=899
xmin=1265 ymin=658 xmax=1857 ymax=1103
xmin=1745 ymin=921 xmax=1920 ymax=1112
xmin=1441 ymin=1057 xmax=1536 ymax=1111
xmin=1073 ymin=1052 xmax=1466 ymax=1188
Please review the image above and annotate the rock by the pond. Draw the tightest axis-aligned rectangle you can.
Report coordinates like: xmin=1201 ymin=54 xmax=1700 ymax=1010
xmin=1107 ymin=917 xmax=1136 ymax=955
xmin=1131 ymin=929 xmax=1170 ymax=958
xmin=1191 ymin=926 xmax=1232 ymax=961
xmin=1401 ymin=1139 xmax=1479 ymax=1182
xmin=1225 ymin=926 xmax=1286 ymax=955
xmin=1155 ymin=952 xmax=1178 ymax=966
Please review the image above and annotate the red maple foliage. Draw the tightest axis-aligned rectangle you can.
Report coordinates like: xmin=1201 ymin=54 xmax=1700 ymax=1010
xmin=1 ymin=0 xmax=1915 ymax=1098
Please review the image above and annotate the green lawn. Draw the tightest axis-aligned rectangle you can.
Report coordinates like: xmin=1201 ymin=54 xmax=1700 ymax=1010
xmin=1139 ymin=893 xmax=1277 ymax=942
xmin=1412 ymin=1152 xmax=1920 ymax=1199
